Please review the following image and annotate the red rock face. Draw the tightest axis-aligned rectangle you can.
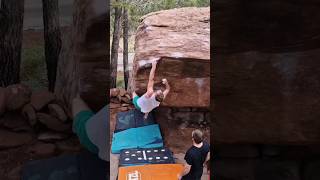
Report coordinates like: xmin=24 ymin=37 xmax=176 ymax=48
xmin=130 ymin=7 xmax=210 ymax=107
xmin=213 ymin=0 xmax=320 ymax=144
xmin=214 ymin=51 xmax=320 ymax=144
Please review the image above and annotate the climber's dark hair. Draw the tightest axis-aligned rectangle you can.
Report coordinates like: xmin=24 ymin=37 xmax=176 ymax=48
xmin=155 ymin=91 xmax=164 ymax=102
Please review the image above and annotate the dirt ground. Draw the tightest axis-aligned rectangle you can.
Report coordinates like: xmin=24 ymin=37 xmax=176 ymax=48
xmin=110 ymin=105 xmax=210 ymax=180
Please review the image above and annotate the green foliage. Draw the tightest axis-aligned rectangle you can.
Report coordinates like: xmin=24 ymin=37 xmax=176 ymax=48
xmin=116 ymin=73 xmax=125 ymax=88
xmin=20 ymin=46 xmax=48 ymax=90
xmin=164 ymin=0 xmax=176 ymax=9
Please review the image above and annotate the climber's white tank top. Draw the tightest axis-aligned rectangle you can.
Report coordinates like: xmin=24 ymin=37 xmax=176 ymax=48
xmin=137 ymin=93 xmax=160 ymax=113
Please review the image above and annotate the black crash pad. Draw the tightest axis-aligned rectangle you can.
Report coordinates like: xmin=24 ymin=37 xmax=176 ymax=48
xmin=114 ymin=109 xmax=155 ymax=133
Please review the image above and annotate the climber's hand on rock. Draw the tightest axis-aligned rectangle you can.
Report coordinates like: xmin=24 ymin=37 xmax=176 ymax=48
xmin=152 ymin=60 xmax=158 ymax=67
xmin=162 ymin=78 xmax=168 ymax=84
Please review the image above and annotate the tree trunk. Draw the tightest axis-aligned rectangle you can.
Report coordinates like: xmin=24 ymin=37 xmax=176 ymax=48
xmin=0 ymin=0 xmax=24 ymax=87
xmin=110 ymin=0 xmax=122 ymax=88
xmin=123 ymin=5 xmax=129 ymax=89
xmin=55 ymin=0 xmax=108 ymax=113
xmin=42 ymin=0 xmax=62 ymax=92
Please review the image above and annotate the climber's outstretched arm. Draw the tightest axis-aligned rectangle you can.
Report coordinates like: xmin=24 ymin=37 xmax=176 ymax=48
xmin=162 ymin=79 xmax=170 ymax=99
xmin=146 ymin=61 xmax=158 ymax=97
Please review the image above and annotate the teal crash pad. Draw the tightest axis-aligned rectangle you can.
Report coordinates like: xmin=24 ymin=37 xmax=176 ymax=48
xmin=111 ymin=124 xmax=163 ymax=154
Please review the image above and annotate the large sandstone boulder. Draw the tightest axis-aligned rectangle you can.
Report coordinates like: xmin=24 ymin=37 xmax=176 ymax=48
xmin=213 ymin=0 xmax=320 ymax=144
xmin=129 ymin=7 xmax=210 ymax=107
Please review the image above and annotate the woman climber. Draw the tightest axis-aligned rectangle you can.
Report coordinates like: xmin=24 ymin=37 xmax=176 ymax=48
xmin=132 ymin=60 xmax=170 ymax=119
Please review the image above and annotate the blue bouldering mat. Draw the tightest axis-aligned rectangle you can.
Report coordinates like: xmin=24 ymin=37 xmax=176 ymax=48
xmin=119 ymin=147 xmax=175 ymax=166
xmin=111 ymin=124 xmax=163 ymax=154
xmin=115 ymin=109 xmax=155 ymax=133
xmin=21 ymin=151 xmax=108 ymax=180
